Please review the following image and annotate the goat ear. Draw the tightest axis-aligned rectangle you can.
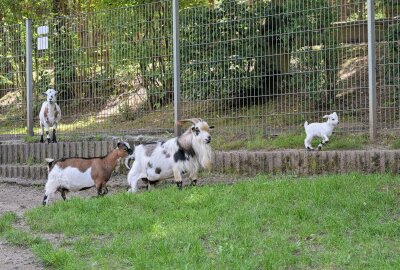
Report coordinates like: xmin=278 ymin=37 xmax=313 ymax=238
xmin=191 ymin=126 xmax=196 ymax=131
xmin=322 ymin=115 xmax=329 ymax=119
xmin=117 ymin=142 xmax=121 ymax=148
xmin=42 ymin=92 xmax=47 ymax=96
xmin=209 ymin=125 xmax=214 ymax=129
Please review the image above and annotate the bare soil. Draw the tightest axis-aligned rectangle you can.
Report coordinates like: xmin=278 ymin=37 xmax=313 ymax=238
xmin=0 ymin=173 xmax=241 ymax=269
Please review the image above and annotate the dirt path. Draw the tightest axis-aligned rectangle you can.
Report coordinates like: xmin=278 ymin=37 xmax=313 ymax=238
xmin=0 ymin=183 xmax=45 ymax=270
xmin=0 ymin=174 xmax=241 ymax=269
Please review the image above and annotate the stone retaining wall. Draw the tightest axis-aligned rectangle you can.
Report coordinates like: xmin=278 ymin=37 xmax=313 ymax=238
xmin=1 ymin=142 xmax=400 ymax=181
xmin=213 ymin=150 xmax=400 ymax=175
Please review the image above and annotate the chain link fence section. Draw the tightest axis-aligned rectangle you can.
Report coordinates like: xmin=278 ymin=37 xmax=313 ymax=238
xmin=180 ymin=0 xmax=378 ymax=135
xmin=0 ymin=1 xmax=399 ymax=139
xmin=377 ymin=0 xmax=400 ymax=130
xmin=0 ymin=23 xmax=26 ymax=138
xmin=30 ymin=1 xmax=173 ymax=137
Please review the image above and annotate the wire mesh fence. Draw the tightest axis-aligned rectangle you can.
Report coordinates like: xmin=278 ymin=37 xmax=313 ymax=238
xmin=30 ymin=1 xmax=174 ymax=137
xmin=0 ymin=23 xmax=26 ymax=137
xmin=0 ymin=0 xmax=399 ymax=139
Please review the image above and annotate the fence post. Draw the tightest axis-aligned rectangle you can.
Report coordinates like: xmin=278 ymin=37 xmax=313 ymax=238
xmin=172 ymin=0 xmax=181 ymax=136
xmin=367 ymin=0 xmax=377 ymax=141
xmin=26 ymin=18 xmax=34 ymax=136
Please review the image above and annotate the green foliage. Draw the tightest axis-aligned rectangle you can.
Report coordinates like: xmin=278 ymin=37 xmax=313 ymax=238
xmin=180 ymin=0 xmax=339 ymax=110
xmin=384 ymin=22 xmax=399 ymax=86
xmin=23 ymin=174 xmax=400 ymax=269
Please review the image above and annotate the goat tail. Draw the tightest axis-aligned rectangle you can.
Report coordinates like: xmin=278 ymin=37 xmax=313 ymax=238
xmin=304 ymin=121 xmax=308 ymax=128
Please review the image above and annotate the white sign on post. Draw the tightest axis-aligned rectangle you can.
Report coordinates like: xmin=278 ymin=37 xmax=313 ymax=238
xmin=37 ymin=36 xmax=48 ymax=50
xmin=37 ymin=26 xmax=49 ymax=35
xmin=37 ymin=25 xmax=49 ymax=50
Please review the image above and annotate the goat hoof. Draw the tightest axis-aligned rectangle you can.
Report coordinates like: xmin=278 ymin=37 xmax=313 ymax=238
xmin=47 ymin=139 xmax=51 ymax=144
xmin=176 ymin=181 xmax=183 ymax=189
xmin=52 ymin=139 xmax=57 ymax=143
xmin=306 ymin=147 xmax=314 ymax=151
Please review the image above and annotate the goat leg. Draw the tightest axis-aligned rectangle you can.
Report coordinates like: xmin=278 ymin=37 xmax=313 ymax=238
xmin=42 ymin=195 xmax=48 ymax=206
xmin=46 ymin=131 xmax=51 ymax=144
xmin=60 ymin=189 xmax=67 ymax=200
xmin=52 ymin=129 xmax=57 ymax=143
xmin=190 ymin=179 xmax=197 ymax=186
xmin=176 ymin=181 xmax=183 ymax=189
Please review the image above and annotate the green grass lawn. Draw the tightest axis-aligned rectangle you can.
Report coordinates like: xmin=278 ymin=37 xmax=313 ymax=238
xmin=1 ymin=173 xmax=399 ymax=269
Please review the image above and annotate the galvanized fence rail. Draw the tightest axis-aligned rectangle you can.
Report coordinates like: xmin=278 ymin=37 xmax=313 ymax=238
xmin=0 ymin=0 xmax=399 ymax=140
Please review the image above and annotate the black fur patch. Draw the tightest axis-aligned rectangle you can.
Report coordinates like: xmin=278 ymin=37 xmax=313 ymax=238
xmin=79 ymin=186 xmax=94 ymax=191
xmin=155 ymin=167 xmax=162 ymax=174
xmin=162 ymin=150 xmax=171 ymax=158
xmin=173 ymin=141 xmax=195 ymax=162
xmin=173 ymin=148 xmax=187 ymax=162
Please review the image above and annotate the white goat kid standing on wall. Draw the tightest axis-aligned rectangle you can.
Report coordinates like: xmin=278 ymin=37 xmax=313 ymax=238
xmin=39 ymin=89 xmax=61 ymax=143
xmin=304 ymin=112 xmax=339 ymax=151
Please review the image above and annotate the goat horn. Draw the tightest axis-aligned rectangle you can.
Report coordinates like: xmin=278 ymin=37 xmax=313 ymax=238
xmin=176 ymin=118 xmax=203 ymax=125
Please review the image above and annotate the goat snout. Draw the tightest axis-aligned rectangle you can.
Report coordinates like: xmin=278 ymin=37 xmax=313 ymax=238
xmin=127 ymin=148 xmax=133 ymax=155
xmin=206 ymin=136 xmax=211 ymax=144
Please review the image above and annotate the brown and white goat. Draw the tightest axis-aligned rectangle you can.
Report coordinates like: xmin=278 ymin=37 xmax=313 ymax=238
xmin=42 ymin=142 xmax=133 ymax=205
xmin=126 ymin=118 xmax=214 ymax=192
xmin=39 ymin=88 xmax=61 ymax=143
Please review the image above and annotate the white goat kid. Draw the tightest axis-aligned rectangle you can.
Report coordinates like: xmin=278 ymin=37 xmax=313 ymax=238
xmin=39 ymin=88 xmax=61 ymax=143
xmin=304 ymin=112 xmax=339 ymax=151
xmin=126 ymin=118 xmax=213 ymax=192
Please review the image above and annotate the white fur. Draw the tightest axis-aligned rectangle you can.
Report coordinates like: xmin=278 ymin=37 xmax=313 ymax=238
xmin=43 ymin=166 xmax=94 ymax=205
xmin=39 ymin=89 xmax=61 ymax=143
xmin=304 ymin=112 xmax=339 ymax=150
xmin=126 ymin=119 xmax=213 ymax=192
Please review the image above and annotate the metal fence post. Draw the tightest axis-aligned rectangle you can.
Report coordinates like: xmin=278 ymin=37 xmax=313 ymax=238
xmin=172 ymin=0 xmax=181 ymax=136
xmin=367 ymin=0 xmax=377 ymax=141
xmin=26 ymin=18 xmax=34 ymax=136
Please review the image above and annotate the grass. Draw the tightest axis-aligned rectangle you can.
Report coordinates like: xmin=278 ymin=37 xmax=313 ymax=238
xmin=212 ymin=132 xmax=369 ymax=151
xmin=0 ymin=212 xmax=78 ymax=268
xmin=0 ymin=173 xmax=395 ymax=269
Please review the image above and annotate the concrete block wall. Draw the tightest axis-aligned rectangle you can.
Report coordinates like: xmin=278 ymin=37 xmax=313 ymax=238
xmin=0 ymin=141 xmax=116 ymax=165
xmin=212 ymin=150 xmax=400 ymax=175
xmin=2 ymin=142 xmax=400 ymax=181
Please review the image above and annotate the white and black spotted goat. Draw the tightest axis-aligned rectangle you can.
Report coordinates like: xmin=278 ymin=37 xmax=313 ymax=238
xmin=39 ymin=88 xmax=61 ymax=143
xmin=304 ymin=112 xmax=339 ymax=150
xmin=126 ymin=118 xmax=214 ymax=192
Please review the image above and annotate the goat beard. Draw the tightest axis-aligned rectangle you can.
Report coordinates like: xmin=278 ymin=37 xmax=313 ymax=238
xmin=193 ymin=142 xmax=212 ymax=170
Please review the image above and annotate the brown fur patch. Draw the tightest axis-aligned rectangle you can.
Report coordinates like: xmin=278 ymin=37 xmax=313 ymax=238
xmin=44 ymin=107 xmax=48 ymax=118
xmin=53 ymin=144 xmax=131 ymax=188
